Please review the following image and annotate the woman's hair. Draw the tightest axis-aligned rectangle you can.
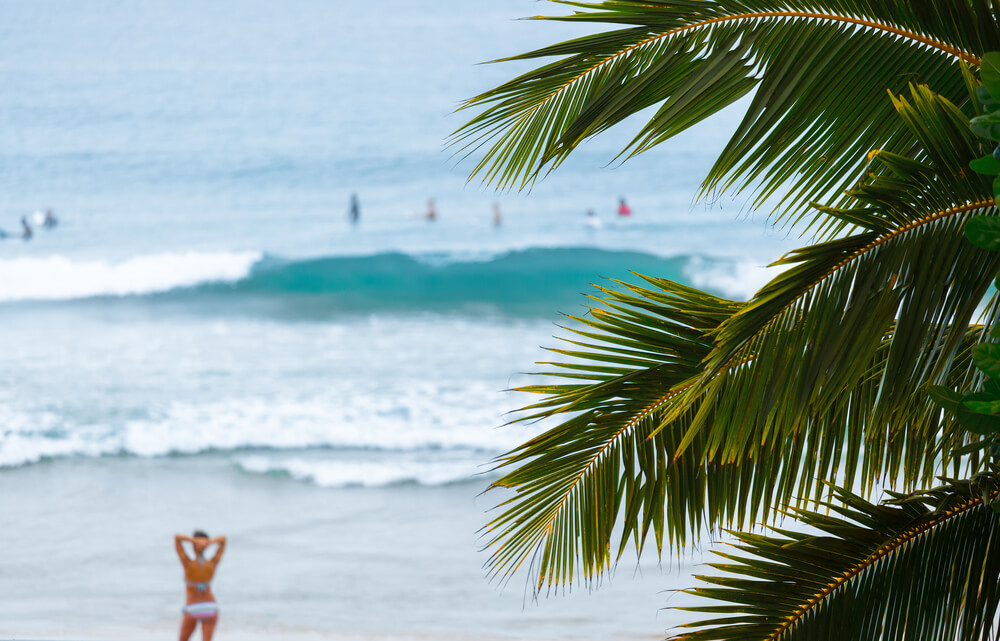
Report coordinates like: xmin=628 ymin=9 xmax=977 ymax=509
xmin=192 ymin=530 xmax=209 ymax=539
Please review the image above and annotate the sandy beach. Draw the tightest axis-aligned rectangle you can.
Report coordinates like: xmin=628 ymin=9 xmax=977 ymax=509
xmin=0 ymin=454 xmax=697 ymax=640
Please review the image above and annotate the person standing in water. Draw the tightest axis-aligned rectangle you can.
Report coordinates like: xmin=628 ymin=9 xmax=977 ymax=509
xmin=176 ymin=531 xmax=226 ymax=641
xmin=348 ymin=193 xmax=360 ymax=225
xmin=617 ymin=197 xmax=632 ymax=217
xmin=426 ymin=198 xmax=437 ymax=221
xmin=492 ymin=202 xmax=502 ymax=228
xmin=20 ymin=216 xmax=32 ymax=240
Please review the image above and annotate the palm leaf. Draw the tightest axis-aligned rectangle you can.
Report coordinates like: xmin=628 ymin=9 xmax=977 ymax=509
xmin=670 ymin=85 xmax=997 ymax=481
xmin=670 ymin=476 xmax=1000 ymax=641
xmin=486 ymin=265 xmax=994 ymax=588
xmin=485 ymin=83 xmax=1000 ymax=589
xmin=486 ymin=279 xmax=738 ymax=588
xmin=453 ymin=0 xmax=996 ymax=225
xmin=488 ymin=267 xmax=990 ymax=589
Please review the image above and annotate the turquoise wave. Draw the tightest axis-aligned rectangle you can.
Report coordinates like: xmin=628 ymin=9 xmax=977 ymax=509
xmin=186 ymin=247 xmax=695 ymax=315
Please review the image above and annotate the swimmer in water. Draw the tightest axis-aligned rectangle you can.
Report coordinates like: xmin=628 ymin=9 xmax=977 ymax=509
xmin=349 ymin=193 xmax=360 ymax=225
xmin=176 ymin=531 xmax=227 ymax=641
xmin=617 ymin=197 xmax=632 ymax=217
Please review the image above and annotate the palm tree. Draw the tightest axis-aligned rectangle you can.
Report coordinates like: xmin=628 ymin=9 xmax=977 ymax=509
xmin=453 ymin=2 xmax=1000 ymax=638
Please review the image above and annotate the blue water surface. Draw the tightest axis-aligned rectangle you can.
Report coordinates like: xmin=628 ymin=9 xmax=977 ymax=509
xmin=0 ymin=1 xmax=791 ymax=638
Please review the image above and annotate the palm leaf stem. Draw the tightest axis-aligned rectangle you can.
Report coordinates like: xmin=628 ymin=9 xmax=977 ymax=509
xmin=537 ymin=9 xmax=981 ymax=67
xmin=460 ymin=7 xmax=981 ymax=148
xmin=672 ymin=477 xmax=1000 ymax=640
xmin=675 ymin=197 xmax=997 ymax=429
xmin=816 ymin=198 xmax=995 ymax=278
xmin=761 ymin=491 xmax=992 ymax=640
xmin=494 ymin=380 xmax=695 ymax=584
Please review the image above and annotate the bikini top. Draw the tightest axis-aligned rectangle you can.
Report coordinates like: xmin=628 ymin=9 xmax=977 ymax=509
xmin=185 ymin=556 xmax=213 ymax=592
xmin=186 ymin=579 xmax=212 ymax=592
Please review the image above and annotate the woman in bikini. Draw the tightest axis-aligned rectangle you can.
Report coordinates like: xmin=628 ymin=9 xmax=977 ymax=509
xmin=175 ymin=531 xmax=226 ymax=641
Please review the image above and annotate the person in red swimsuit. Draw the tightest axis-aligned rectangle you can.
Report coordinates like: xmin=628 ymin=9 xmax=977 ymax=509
xmin=617 ymin=197 xmax=632 ymax=216
xmin=175 ymin=531 xmax=226 ymax=641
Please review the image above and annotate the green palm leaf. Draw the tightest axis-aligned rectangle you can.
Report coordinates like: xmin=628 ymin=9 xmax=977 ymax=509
xmin=487 ymin=279 xmax=738 ymax=588
xmin=488 ymin=271 xmax=990 ymax=588
xmin=453 ymin=0 xmax=995 ymax=226
xmin=670 ymin=476 xmax=1000 ymax=641
xmin=671 ymin=85 xmax=997 ymax=476
xmin=485 ymin=82 xmax=1000 ymax=589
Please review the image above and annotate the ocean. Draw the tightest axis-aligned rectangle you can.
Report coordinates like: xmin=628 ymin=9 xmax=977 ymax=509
xmin=0 ymin=1 xmax=797 ymax=639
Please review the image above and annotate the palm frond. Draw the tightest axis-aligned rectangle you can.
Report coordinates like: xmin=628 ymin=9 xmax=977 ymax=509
xmin=486 ymin=280 xmax=738 ymax=589
xmin=487 ymin=268 xmax=992 ymax=590
xmin=670 ymin=476 xmax=1000 ymax=641
xmin=453 ymin=0 xmax=997 ymax=226
xmin=485 ymin=83 xmax=1000 ymax=589
xmin=670 ymin=85 xmax=997 ymax=482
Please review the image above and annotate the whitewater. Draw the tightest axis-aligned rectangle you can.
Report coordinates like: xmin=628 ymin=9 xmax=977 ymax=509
xmin=0 ymin=0 xmax=798 ymax=639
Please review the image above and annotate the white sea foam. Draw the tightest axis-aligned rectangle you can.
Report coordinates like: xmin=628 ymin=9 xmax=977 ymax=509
xmin=0 ymin=407 xmax=119 ymax=466
xmin=234 ymin=454 xmax=488 ymax=488
xmin=0 ymin=385 xmax=527 ymax=469
xmin=683 ymin=255 xmax=789 ymax=300
xmin=118 ymin=388 xmax=520 ymax=456
xmin=0 ymin=251 xmax=261 ymax=302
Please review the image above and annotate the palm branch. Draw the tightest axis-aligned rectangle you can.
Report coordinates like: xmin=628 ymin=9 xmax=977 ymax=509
xmin=453 ymin=0 xmax=996 ymax=229
xmin=669 ymin=476 xmax=1000 ymax=641
xmin=489 ymin=277 xmax=990 ymax=590
xmin=670 ymin=84 xmax=998 ymax=462
xmin=488 ymin=279 xmax=738 ymax=588
xmin=484 ymin=82 xmax=1000 ymax=589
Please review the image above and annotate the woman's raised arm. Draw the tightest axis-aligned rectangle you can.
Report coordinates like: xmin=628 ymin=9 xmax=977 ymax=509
xmin=175 ymin=534 xmax=192 ymax=564
xmin=209 ymin=536 xmax=227 ymax=564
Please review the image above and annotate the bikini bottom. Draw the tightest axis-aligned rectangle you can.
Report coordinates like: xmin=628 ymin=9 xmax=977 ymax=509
xmin=183 ymin=601 xmax=219 ymax=620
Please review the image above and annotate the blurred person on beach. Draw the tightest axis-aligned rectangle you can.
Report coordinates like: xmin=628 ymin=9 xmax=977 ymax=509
xmin=617 ymin=197 xmax=632 ymax=217
xmin=20 ymin=216 xmax=32 ymax=240
xmin=176 ymin=531 xmax=226 ymax=641
xmin=349 ymin=193 xmax=360 ymax=225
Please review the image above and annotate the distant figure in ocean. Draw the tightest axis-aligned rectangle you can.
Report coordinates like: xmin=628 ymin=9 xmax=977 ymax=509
xmin=176 ymin=531 xmax=226 ymax=641
xmin=348 ymin=193 xmax=360 ymax=225
xmin=492 ymin=202 xmax=502 ymax=228
xmin=426 ymin=198 xmax=437 ymax=222
xmin=20 ymin=216 xmax=32 ymax=240
xmin=585 ymin=209 xmax=602 ymax=229
xmin=617 ymin=197 xmax=632 ymax=217
xmin=43 ymin=208 xmax=58 ymax=229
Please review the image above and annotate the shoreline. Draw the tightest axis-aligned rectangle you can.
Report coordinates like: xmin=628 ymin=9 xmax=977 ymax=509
xmin=0 ymin=455 xmax=695 ymax=641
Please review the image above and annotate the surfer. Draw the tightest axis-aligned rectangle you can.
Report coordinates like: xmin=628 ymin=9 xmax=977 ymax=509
xmin=349 ymin=193 xmax=360 ymax=225
xmin=20 ymin=216 xmax=32 ymax=240
xmin=176 ymin=531 xmax=226 ymax=641
xmin=617 ymin=197 xmax=632 ymax=217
